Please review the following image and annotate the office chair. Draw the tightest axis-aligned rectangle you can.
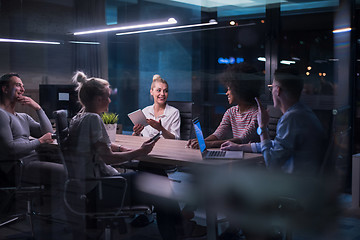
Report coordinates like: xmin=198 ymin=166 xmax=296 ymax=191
xmin=319 ymin=106 xmax=352 ymax=179
xmin=167 ymin=101 xmax=194 ymax=140
xmin=53 ymin=110 xmax=151 ymax=240
xmin=269 ymin=107 xmax=351 ymax=240
xmin=267 ymin=105 xmax=283 ymax=140
xmin=0 ymin=159 xmax=44 ymax=239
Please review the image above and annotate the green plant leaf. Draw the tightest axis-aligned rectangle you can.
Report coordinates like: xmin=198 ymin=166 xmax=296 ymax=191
xmin=101 ymin=112 xmax=119 ymax=124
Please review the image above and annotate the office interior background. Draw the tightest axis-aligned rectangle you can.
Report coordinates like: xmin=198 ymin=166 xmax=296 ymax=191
xmin=0 ymin=0 xmax=359 ymax=231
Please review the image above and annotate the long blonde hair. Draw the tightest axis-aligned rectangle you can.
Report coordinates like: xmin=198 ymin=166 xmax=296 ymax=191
xmin=72 ymin=71 xmax=109 ymax=111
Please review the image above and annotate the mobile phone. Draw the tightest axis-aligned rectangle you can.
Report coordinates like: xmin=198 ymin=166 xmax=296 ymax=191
xmin=150 ymin=131 xmax=162 ymax=141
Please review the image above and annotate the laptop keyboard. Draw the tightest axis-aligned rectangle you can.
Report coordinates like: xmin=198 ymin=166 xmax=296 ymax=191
xmin=208 ymin=150 xmax=226 ymax=157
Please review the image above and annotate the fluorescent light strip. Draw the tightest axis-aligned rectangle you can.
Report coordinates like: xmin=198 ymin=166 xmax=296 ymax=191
xmin=157 ymin=22 xmax=256 ymax=36
xmin=280 ymin=60 xmax=296 ymax=65
xmin=74 ymin=18 xmax=177 ymax=35
xmin=116 ymin=21 xmax=218 ymax=36
xmin=69 ymin=41 xmax=100 ymax=45
xmin=0 ymin=38 xmax=60 ymax=45
xmin=333 ymin=27 xmax=352 ymax=34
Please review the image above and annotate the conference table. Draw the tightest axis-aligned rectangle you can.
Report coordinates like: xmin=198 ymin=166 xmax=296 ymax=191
xmin=115 ymin=134 xmax=263 ymax=167
xmin=115 ymin=134 xmax=264 ymax=240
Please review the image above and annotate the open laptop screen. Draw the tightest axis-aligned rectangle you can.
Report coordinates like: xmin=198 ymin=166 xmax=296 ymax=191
xmin=193 ymin=118 xmax=206 ymax=153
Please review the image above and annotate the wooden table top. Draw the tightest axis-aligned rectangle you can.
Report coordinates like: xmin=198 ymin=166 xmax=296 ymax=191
xmin=115 ymin=134 xmax=263 ymax=167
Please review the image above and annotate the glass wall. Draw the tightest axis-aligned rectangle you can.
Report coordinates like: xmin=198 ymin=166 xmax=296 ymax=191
xmin=0 ymin=0 xmax=357 ymax=238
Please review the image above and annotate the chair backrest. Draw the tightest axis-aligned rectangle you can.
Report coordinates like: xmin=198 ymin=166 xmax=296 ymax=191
xmin=52 ymin=111 xmax=145 ymax=219
xmin=267 ymin=105 xmax=282 ymax=140
xmin=167 ymin=101 xmax=194 ymax=140
xmin=53 ymin=110 xmax=70 ymax=178
xmin=53 ymin=110 xmax=69 ymax=148
xmin=319 ymin=106 xmax=352 ymax=177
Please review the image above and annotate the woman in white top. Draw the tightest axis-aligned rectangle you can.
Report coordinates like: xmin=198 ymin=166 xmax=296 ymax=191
xmin=133 ymin=74 xmax=180 ymax=139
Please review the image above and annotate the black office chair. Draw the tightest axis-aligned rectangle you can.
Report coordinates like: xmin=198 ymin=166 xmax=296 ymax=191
xmin=167 ymin=101 xmax=194 ymax=140
xmin=269 ymin=107 xmax=351 ymax=240
xmin=267 ymin=105 xmax=283 ymax=140
xmin=0 ymin=160 xmax=44 ymax=239
xmin=53 ymin=110 xmax=152 ymax=240
xmin=319 ymin=106 xmax=352 ymax=179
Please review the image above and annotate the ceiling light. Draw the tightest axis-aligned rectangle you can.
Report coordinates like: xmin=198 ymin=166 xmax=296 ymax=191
xmin=0 ymin=38 xmax=60 ymax=45
xmin=116 ymin=20 xmax=217 ymax=36
xmin=257 ymin=57 xmax=266 ymax=62
xmin=74 ymin=18 xmax=177 ymax=35
xmin=333 ymin=27 xmax=351 ymax=34
xmin=69 ymin=41 xmax=100 ymax=45
xmin=280 ymin=60 xmax=296 ymax=65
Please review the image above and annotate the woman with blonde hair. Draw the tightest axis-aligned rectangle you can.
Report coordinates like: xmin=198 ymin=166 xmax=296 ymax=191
xmin=68 ymin=71 xmax=182 ymax=239
xmin=133 ymin=74 xmax=180 ymax=139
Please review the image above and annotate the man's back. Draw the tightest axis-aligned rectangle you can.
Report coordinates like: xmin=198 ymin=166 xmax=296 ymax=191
xmin=263 ymin=102 xmax=326 ymax=175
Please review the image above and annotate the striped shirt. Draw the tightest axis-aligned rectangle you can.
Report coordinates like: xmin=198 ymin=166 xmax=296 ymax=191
xmin=212 ymin=105 xmax=259 ymax=143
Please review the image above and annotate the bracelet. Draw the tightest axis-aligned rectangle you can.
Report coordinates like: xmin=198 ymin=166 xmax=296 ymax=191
xmin=118 ymin=145 xmax=122 ymax=152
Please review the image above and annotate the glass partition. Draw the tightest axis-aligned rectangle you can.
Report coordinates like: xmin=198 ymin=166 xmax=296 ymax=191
xmin=0 ymin=0 xmax=357 ymax=238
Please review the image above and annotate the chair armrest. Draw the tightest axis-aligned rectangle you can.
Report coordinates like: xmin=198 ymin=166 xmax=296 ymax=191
xmin=0 ymin=159 xmax=24 ymax=189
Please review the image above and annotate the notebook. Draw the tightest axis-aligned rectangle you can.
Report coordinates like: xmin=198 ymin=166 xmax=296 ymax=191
xmin=192 ymin=117 xmax=244 ymax=160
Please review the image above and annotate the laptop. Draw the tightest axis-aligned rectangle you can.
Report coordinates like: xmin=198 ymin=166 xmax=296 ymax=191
xmin=192 ymin=118 xmax=244 ymax=160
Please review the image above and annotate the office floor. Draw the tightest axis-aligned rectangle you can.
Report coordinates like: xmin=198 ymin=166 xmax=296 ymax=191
xmin=1 ymin=172 xmax=360 ymax=240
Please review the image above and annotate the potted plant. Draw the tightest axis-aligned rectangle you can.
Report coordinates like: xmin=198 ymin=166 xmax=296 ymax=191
xmin=101 ymin=112 xmax=119 ymax=142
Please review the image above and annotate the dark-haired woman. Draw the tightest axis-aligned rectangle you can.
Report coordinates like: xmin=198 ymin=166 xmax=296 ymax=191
xmin=187 ymin=64 xmax=262 ymax=149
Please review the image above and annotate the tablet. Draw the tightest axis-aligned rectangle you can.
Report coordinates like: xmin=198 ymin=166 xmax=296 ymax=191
xmin=128 ymin=109 xmax=148 ymax=126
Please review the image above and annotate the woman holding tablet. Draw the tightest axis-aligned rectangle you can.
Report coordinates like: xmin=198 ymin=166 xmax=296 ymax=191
xmin=132 ymin=74 xmax=180 ymax=139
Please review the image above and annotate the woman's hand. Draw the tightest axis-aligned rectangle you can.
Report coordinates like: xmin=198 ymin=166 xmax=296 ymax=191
xmin=139 ymin=137 xmax=159 ymax=155
xmin=119 ymin=145 xmax=132 ymax=152
xmin=133 ymin=124 xmax=144 ymax=136
xmin=17 ymin=95 xmax=41 ymax=111
xmin=146 ymin=119 xmax=163 ymax=131
xmin=111 ymin=143 xmax=132 ymax=152
xmin=220 ymin=141 xmax=242 ymax=151
xmin=39 ymin=132 xmax=54 ymax=144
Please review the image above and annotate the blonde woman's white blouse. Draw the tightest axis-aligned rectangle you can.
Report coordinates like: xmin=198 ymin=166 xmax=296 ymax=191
xmin=141 ymin=104 xmax=181 ymax=139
